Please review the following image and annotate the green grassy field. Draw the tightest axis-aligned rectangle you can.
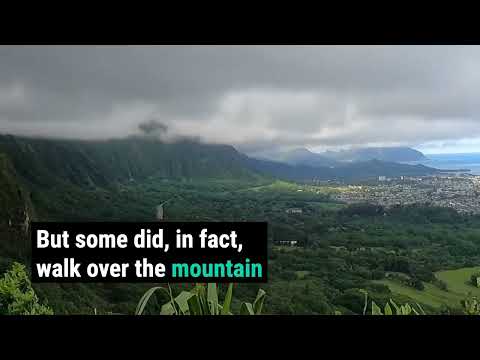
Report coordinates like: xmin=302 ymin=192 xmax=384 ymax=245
xmin=376 ymin=280 xmax=465 ymax=308
xmin=436 ymin=267 xmax=480 ymax=297
xmin=376 ymin=266 xmax=480 ymax=309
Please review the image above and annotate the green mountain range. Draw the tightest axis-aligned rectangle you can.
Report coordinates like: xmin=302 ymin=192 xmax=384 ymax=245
xmin=0 ymin=135 xmax=439 ymax=189
xmin=0 ymin=135 xmax=257 ymax=188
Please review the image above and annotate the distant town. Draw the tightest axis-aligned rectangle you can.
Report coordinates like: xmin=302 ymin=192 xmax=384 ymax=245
xmin=330 ymin=173 xmax=480 ymax=214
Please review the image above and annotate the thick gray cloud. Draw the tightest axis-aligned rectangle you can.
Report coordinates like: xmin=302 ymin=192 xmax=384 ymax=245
xmin=1 ymin=45 xmax=480 ymax=153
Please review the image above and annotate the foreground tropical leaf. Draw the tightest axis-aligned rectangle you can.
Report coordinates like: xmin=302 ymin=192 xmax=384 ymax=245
xmin=187 ymin=294 xmax=203 ymax=315
xmin=384 ymin=302 xmax=393 ymax=315
xmin=207 ymin=283 xmax=219 ymax=315
xmin=137 ymin=283 xmax=266 ymax=315
xmin=371 ymin=301 xmax=383 ymax=315
xmin=174 ymin=291 xmax=195 ymax=314
xmin=389 ymin=299 xmax=400 ymax=314
xmin=221 ymin=284 xmax=234 ymax=315
xmin=240 ymin=302 xmax=255 ymax=315
xmin=253 ymin=289 xmax=266 ymax=315
xmin=136 ymin=286 xmax=174 ymax=315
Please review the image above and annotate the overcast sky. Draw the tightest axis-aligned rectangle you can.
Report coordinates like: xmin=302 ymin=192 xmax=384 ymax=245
xmin=1 ymin=45 xmax=480 ymax=154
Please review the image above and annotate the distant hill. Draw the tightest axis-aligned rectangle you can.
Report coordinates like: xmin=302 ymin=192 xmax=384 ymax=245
xmin=250 ymin=147 xmax=338 ymax=168
xmin=249 ymin=146 xmax=427 ymax=168
xmin=322 ymin=147 xmax=427 ymax=163
xmin=245 ymin=157 xmax=439 ymax=182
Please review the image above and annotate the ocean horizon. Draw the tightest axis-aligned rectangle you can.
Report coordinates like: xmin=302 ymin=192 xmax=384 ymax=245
xmin=413 ymin=153 xmax=480 ymax=175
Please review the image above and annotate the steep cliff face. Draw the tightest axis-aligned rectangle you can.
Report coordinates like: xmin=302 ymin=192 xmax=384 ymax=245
xmin=0 ymin=135 xmax=439 ymax=188
xmin=0 ymin=153 xmax=34 ymax=264
xmin=0 ymin=135 xmax=257 ymax=188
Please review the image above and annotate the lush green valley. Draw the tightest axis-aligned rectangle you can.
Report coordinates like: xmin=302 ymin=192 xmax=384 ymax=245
xmin=1 ymin=135 xmax=480 ymax=315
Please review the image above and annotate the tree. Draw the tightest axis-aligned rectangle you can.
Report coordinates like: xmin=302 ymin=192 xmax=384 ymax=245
xmin=462 ymin=296 xmax=480 ymax=315
xmin=409 ymin=277 xmax=425 ymax=291
xmin=0 ymin=262 xmax=53 ymax=315
xmin=470 ymin=273 xmax=480 ymax=288
xmin=436 ymin=279 xmax=448 ymax=291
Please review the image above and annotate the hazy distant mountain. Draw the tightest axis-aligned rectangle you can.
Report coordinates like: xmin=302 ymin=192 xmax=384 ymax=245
xmin=249 ymin=147 xmax=338 ymax=168
xmin=322 ymin=147 xmax=427 ymax=163
xmin=246 ymin=157 xmax=439 ymax=182
xmin=249 ymin=146 xmax=426 ymax=168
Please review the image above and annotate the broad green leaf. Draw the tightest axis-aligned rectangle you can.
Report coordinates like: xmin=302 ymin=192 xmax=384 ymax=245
xmin=207 ymin=283 xmax=218 ymax=315
xmin=384 ymin=302 xmax=393 ymax=315
xmin=197 ymin=285 xmax=211 ymax=314
xmin=139 ymin=283 xmax=268 ymax=316
xmin=389 ymin=299 xmax=400 ymax=314
xmin=160 ymin=302 xmax=176 ymax=315
xmin=371 ymin=301 xmax=383 ymax=315
xmin=207 ymin=283 xmax=218 ymax=303
xmin=187 ymin=294 xmax=203 ymax=315
xmin=174 ymin=291 xmax=195 ymax=314
xmin=135 ymin=286 xmax=171 ymax=315
xmin=221 ymin=284 xmax=234 ymax=315
xmin=240 ymin=302 xmax=255 ymax=315
xmin=405 ymin=303 xmax=412 ymax=315
xmin=416 ymin=303 xmax=426 ymax=315
xmin=253 ymin=289 xmax=266 ymax=315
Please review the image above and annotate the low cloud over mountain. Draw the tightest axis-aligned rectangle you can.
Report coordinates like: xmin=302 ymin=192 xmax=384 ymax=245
xmin=1 ymin=46 xmax=480 ymax=153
